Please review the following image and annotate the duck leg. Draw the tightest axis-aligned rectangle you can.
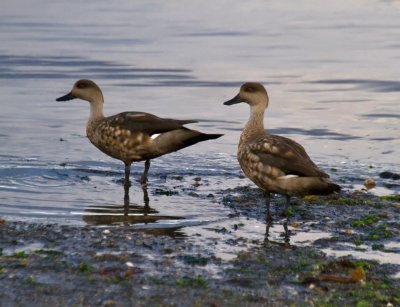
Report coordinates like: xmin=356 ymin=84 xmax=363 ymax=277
xmin=283 ymin=195 xmax=291 ymax=217
xmin=264 ymin=192 xmax=273 ymax=223
xmin=123 ymin=193 xmax=129 ymax=216
xmin=124 ymin=163 xmax=131 ymax=190
xmin=263 ymin=219 xmax=272 ymax=245
xmin=123 ymin=163 xmax=131 ymax=213
xmin=142 ymin=185 xmax=150 ymax=213
xmin=140 ymin=159 xmax=151 ymax=185
xmin=283 ymin=220 xmax=290 ymax=244
xmin=283 ymin=195 xmax=291 ymax=244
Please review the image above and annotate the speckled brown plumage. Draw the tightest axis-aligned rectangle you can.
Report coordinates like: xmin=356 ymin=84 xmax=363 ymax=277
xmin=56 ymin=79 xmax=222 ymax=191
xmin=224 ymin=82 xmax=340 ymax=221
xmin=85 ymin=111 xmax=200 ymax=163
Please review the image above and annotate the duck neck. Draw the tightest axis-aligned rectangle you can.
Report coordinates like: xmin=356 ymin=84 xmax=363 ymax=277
xmin=88 ymin=101 xmax=104 ymax=122
xmin=242 ymin=105 xmax=266 ymax=141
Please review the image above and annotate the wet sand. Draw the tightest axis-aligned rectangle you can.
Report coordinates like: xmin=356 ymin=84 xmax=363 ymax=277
xmin=1 ymin=189 xmax=399 ymax=306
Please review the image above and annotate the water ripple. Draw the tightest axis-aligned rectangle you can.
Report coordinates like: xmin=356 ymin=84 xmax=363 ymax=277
xmin=308 ymin=79 xmax=400 ymax=92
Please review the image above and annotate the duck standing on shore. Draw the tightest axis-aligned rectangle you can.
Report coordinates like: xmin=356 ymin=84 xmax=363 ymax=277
xmin=223 ymin=82 xmax=340 ymax=221
xmin=56 ymin=79 xmax=222 ymax=192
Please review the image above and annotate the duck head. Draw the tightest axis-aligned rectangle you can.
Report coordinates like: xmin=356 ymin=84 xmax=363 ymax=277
xmin=224 ymin=82 xmax=269 ymax=109
xmin=56 ymin=79 xmax=104 ymax=104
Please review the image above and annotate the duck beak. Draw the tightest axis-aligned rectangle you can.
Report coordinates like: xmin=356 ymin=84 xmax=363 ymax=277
xmin=223 ymin=94 xmax=243 ymax=105
xmin=56 ymin=92 xmax=76 ymax=102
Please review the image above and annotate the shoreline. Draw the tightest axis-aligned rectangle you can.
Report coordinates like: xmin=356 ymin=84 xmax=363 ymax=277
xmin=1 ymin=189 xmax=399 ymax=306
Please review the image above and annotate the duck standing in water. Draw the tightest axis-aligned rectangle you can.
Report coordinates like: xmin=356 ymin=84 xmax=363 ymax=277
xmin=223 ymin=82 xmax=340 ymax=221
xmin=56 ymin=79 xmax=222 ymax=192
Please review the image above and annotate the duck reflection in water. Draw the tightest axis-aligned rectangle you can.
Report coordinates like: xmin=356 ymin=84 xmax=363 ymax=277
xmin=83 ymin=186 xmax=185 ymax=236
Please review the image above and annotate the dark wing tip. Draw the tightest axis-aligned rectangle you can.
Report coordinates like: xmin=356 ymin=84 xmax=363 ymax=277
xmin=180 ymin=119 xmax=198 ymax=125
xmin=207 ymin=133 xmax=223 ymax=140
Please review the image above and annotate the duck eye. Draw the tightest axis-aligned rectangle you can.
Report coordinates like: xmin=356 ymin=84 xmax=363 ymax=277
xmin=245 ymin=87 xmax=255 ymax=93
xmin=77 ymin=83 xmax=86 ymax=89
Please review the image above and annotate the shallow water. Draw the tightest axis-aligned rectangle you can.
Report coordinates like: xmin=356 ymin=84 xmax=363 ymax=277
xmin=1 ymin=0 xmax=399 ymax=263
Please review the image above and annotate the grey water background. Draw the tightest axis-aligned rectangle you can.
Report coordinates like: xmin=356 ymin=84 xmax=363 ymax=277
xmin=0 ymin=0 xmax=399 ymax=258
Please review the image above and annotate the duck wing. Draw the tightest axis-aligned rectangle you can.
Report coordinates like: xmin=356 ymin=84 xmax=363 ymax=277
xmin=106 ymin=111 xmax=197 ymax=135
xmin=249 ymin=134 xmax=329 ymax=178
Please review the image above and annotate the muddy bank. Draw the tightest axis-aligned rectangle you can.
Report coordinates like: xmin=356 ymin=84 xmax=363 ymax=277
xmin=1 ymin=190 xmax=399 ymax=306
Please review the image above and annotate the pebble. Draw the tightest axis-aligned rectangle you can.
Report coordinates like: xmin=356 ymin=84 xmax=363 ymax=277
xmin=379 ymin=171 xmax=400 ymax=180
xmin=363 ymin=178 xmax=376 ymax=190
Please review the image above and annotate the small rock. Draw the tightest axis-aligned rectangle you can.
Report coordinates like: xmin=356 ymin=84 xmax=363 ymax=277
xmin=102 ymin=299 xmax=116 ymax=307
xmin=363 ymin=178 xmax=376 ymax=190
xmin=343 ymin=229 xmax=353 ymax=235
xmin=103 ymin=229 xmax=110 ymax=235
xmin=379 ymin=171 xmax=400 ymax=180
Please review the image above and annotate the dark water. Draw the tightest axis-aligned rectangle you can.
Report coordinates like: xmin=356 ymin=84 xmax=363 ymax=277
xmin=0 ymin=0 xmax=399 ymax=260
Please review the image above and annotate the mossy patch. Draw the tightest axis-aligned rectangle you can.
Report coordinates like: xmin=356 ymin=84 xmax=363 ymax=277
xmin=179 ymin=255 xmax=210 ymax=266
xmin=14 ymin=251 xmax=27 ymax=258
xmin=176 ymin=275 xmax=207 ymax=288
xmin=78 ymin=262 xmax=94 ymax=272
xmin=36 ymin=249 xmax=63 ymax=258
xmin=351 ymin=214 xmax=387 ymax=228
xmin=381 ymin=194 xmax=400 ymax=202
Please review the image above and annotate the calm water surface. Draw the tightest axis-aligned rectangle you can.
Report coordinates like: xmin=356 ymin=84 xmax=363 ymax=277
xmin=0 ymin=1 xmax=399 ymax=261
